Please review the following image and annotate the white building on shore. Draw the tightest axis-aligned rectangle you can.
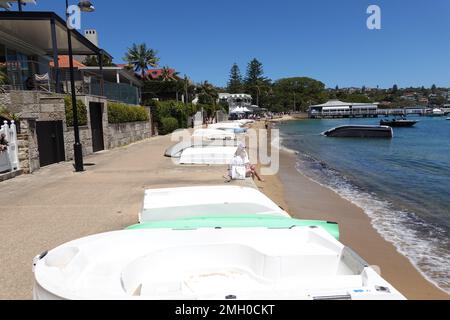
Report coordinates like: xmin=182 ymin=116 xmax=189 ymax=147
xmin=308 ymin=100 xmax=379 ymax=118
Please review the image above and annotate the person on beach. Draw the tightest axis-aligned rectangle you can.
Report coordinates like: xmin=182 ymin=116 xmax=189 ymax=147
xmin=224 ymin=142 xmax=265 ymax=182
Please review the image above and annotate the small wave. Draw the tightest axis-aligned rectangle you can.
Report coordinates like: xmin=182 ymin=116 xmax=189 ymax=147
xmin=292 ymin=150 xmax=450 ymax=294
xmin=277 ymin=135 xmax=299 ymax=155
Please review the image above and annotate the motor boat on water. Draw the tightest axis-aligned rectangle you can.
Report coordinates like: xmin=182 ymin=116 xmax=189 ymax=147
xmin=32 ymin=186 xmax=406 ymax=300
xmin=379 ymin=118 xmax=418 ymax=127
xmin=323 ymin=125 xmax=393 ymax=138
xmin=428 ymin=108 xmax=445 ymax=117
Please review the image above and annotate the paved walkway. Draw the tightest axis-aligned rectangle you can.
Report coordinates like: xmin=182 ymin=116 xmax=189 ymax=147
xmin=0 ymin=134 xmax=251 ymax=299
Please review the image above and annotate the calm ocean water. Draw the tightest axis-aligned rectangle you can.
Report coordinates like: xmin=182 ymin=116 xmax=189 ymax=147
xmin=278 ymin=117 xmax=450 ymax=293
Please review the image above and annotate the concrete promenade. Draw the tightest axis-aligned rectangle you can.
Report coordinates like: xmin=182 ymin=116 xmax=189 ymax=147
xmin=0 ymin=134 xmax=247 ymax=299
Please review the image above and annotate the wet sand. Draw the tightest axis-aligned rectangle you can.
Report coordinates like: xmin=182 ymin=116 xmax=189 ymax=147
xmin=252 ymin=121 xmax=449 ymax=300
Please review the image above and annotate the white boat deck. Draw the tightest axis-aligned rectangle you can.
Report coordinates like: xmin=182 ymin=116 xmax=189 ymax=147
xmin=33 ymin=227 xmax=405 ymax=300
xmin=139 ymin=186 xmax=288 ymax=222
xmin=179 ymin=146 xmax=237 ymax=165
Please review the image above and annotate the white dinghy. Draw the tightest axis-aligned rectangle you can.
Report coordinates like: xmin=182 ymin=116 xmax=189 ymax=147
xmin=179 ymin=146 xmax=237 ymax=164
xmin=208 ymin=122 xmax=243 ymax=129
xmin=33 ymin=226 xmax=405 ymax=300
xmin=139 ymin=186 xmax=289 ymax=223
xmin=32 ymin=186 xmax=406 ymax=300
xmin=192 ymin=128 xmax=236 ymax=140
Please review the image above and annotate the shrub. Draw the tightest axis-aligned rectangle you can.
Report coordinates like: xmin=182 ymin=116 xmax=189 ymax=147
xmin=159 ymin=117 xmax=179 ymax=135
xmin=107 ymin=102 xmax=149 ymax=124
xmin=64 ymin=96 xmax=87 ymax=126
xmin=153 ymin=100 xmax=197 ymax=132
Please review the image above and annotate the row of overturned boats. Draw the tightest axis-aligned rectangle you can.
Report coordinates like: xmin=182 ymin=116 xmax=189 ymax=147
xmin=32 ymin=120 xmax=406 ymax=300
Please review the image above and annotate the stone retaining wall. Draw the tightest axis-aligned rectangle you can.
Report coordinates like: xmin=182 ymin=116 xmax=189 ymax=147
xmin=107 ymin=121 xmax=151 ymax=149
xmin=0 ymin=91 xmax=153 ymax=173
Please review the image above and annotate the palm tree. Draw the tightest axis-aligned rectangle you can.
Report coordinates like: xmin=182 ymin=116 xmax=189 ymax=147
xmin=158 ymin=66 xmax=180 ymax=81
xmin=124 ymin=43 xmax=159 ymax=79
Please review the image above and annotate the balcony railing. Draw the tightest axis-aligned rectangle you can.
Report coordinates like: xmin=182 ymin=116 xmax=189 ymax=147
xmin=1 ymin=60 xmax=140 ymax=105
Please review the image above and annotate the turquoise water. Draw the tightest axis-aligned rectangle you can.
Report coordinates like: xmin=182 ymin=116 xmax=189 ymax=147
xmin=278 ymin=117 xmax=450 ymax=293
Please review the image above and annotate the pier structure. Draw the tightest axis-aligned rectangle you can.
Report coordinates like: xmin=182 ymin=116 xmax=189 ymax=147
xmin=308 ymin=100 xmax=450 ymax=118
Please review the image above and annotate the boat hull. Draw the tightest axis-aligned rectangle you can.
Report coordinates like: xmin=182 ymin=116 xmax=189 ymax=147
xmin=33 ymin=227 xmax=406 ymax=300
xmin=324 ymin=125 xmax=393 ymax=138
xmin=380 ymin=120 xmax=417 ymax=127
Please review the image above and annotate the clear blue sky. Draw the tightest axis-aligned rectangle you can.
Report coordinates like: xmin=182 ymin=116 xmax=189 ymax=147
xmin=21 ymin=0 xmax=450 ymax=88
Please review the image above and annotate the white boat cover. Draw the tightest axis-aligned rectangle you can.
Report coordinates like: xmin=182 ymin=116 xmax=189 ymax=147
xmin=33 ymin=227 xmax=406 ymax=300
xmin=192 ymin=129 xmax=235 ymax=140
xmin=208 ymin=122 xmax=242 ymax=130
xmin=179 ymin=146 xmax=237 ymax=164
xmin=139 ymin=186 xmax=289 ymax=222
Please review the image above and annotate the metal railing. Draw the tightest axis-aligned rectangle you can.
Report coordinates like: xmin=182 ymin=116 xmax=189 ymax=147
xmin=2 ymin=60 xmax=140 ymax=105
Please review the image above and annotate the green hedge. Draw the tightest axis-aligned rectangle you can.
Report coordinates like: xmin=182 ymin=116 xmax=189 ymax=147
xmin=64 ymin=96 xmax=87 ymax=126
xmin=153 ymin=100 xmax=197 ymax=133
xmin=159 ymin=117 xmax=179 ymax=135
xmin=107 ymin=102 xmax=149 ymax=124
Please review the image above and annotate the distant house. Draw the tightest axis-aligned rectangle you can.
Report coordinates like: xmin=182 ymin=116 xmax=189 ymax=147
xmin=400 ymin=93 xmax=416 ymax=101
xmin=418 ymin=97 xmax=429 ymax=104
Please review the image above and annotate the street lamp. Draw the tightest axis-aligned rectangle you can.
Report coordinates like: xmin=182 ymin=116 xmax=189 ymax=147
xmin=66 ymin=0 xmax=95 ymax=172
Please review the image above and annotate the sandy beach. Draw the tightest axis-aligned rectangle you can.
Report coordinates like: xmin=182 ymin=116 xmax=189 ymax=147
xmin=252 ymin=120 xmax=449 ymax=300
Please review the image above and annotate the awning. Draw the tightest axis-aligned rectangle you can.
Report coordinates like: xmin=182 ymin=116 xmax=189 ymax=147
xmin=322 ymin=106 xmax=350 ymax=110
xmin=0 ymin=11 xmax=112 ymax=58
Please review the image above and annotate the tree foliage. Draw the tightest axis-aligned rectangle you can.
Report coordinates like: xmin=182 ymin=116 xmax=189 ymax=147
xmin=270 ymin=77 xmax=327 ymax=112
xmin=154 ymin=100 xmax=197 ymax=131
xmin=159 ymin=117 xmax=179 ymax=135
xmin=124 ymin=43 xmax=159 ymax=79
xmin=158 ymin=66 xmax=180 ymax=81
xmin=64 ymin=96 xmax=88 ymax=126
xmin=107 ymin=102 xmax=149 ymax=124
xmin=227 ymin=63 xmax=242 ymax=93
xmin=82 ymin=55 xmax=116 ymax=67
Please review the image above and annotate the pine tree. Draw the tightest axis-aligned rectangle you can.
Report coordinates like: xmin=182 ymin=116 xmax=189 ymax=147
xmin=245 ymin=58 xmax=265 ymax=85
xmin=244 ymin=58 xmax=268 ymax=106
xmin=431 ymin=84 xmax=437 ymax=94
xmin=227 ymin=63 xmax=242 ymax=93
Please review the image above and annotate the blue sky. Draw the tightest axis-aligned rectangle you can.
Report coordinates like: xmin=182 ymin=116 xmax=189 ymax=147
xmin=20 ymin=0 xmax=450 ymax=88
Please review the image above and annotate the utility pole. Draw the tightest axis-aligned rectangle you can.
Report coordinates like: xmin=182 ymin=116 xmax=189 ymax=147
xmin=184 ymin=74 xmax=188 ymax=105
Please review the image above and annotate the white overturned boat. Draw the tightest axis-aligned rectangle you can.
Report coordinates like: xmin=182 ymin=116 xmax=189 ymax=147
xmin=208 ymin=122 xmax=248 ymax=134
xmin=208 ymin=122 xmax=242 ymax=129
xmin=165 ymin=138 xmax=238 ymax=158
xmin=237 ymin=119 xmax=255 ymax=125
xmin=33 ymin=186 xmax=406 ymax=300
xmin=179 ymin=146 xmax=237 ymax=164
xmin=139 ymin=186 xmax=290 ymax=222
xmin=192 ymin=128 xmax=236 ymax=140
